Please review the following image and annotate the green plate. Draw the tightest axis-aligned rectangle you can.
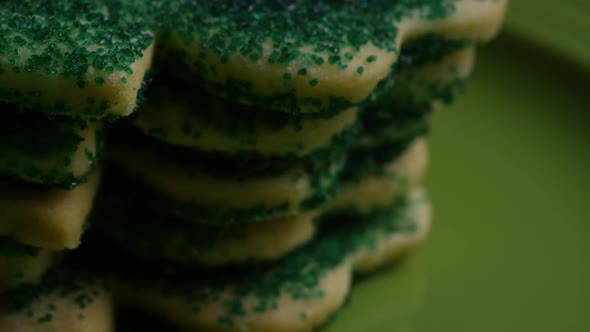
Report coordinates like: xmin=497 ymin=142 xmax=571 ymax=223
xmin=325 ymin=33 xmax=590 ymax=332
xmin=506 ymin=0 xmax=590 ymax=72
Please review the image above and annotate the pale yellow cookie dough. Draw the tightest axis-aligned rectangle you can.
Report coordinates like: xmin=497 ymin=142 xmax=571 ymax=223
xmin=0 ymin=44 xmax=153 ymax=120
xmin=0 ymin=170 xmax=100 ymax=250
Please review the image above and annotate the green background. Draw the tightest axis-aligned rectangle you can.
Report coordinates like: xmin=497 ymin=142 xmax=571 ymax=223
xmin=326 ymin=3 xmax=590 ymax=332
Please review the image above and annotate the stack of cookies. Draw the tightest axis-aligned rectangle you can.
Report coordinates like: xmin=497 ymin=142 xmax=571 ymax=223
xmin=0 ymin=1 xmax=507 ymax=331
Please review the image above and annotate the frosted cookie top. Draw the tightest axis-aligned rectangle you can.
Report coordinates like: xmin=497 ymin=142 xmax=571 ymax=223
xmin=0 ymin=0 xmax=506 ymax=117
xmin=0 ymin=0 xmax=154 ymax=119
xmin=157 ymin=0 xmax=507 ymax=114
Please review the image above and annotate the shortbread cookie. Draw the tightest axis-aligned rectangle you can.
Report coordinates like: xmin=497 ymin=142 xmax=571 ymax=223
xmin=0 ymin=107 xmax=103 ymax=187
xmin=379 ymin=46 xmax=476 ymax=113
xmin=97 ymin=210 xmax=317 ymax=267
xmin=0 ymin=270 xmax=114 ymax=332
xmin=360 ymin=47 xmax=475 ymax=148
xmin=132 ymin=86 xmax=358 ymax=159
xmin=0 ymin=238 xmax=58 ymax=292
xmin=0 ymin=0 xmax=154 ymax=119
xmin=328 ymin=139 xmax=428 ymax=215
xmin=155 ymin=0 xmax=507 ymax=114
xmin=0 ymin=170 xmax=100 ymax=250
xmin=111 ymin=190 xmax=430 ymax=332
xmin=106 ymin=140 xmax=344 ymax=224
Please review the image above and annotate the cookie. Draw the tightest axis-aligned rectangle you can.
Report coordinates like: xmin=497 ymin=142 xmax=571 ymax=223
xmin=360 ymin=47 xmax=475 ymax=149
xmin=155 ymin=0 xmax=507 ymax=114
xmin=0 ymin=0 xmax=154 ymax=119
xmin=106 ymin=140 xmax=344 ymax=224
xmin=132 ymin=87 xmax=358 ymax=160
xmin=0 ymin=270 xmax=114 ymax=332
xmin=111 ymin=190 xmax=430 ymax=332
xmin=97 ymin=210 xmax=317 ymax=267
xmin=328 ymin=138 xmax=428 ymax=215
xmin=0 ymin=170 xmax=100 ymax=250
xmin=0 ymin=238 xmax=58 ymax=292
xmin=0 ymin=107 xmax=103 ymax=187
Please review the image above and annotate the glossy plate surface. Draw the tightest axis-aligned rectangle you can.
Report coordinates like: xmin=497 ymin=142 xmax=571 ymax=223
xmin=325 ymin=31 xmax=590 ymax=332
